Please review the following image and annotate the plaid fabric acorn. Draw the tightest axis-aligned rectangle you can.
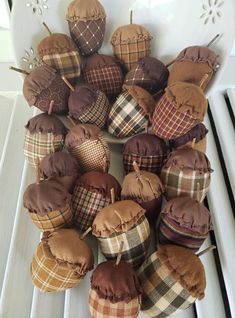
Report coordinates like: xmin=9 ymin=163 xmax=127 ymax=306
xmin=65 ymin=124 xmax=110 ymax=173
xmin=23 ymin=113 xmax=67 ymax=168
xmin=137 ymin=245 xmax=206 ymax=318
xmin=31 ymin=229 xmax=94 ymax=292
xmin=89 ymin=260 xmax=142 ymax=318
xmin=72 ymin=171 xmax=121 ymax=231
xmin=92 ymin=200 xmax=151 ymax=269
xmin=23 ymin=179 xmax=73 ymax=232
xmin=108 ymin=85 xmax=155 ymax=138
xmin=157 ymin=197 xmax=213 ymax=251
xmin=152 ymin=82 xmax=208 ymax=140
xmin=123 ymin=133 xmax=168 ymax=175
xmin=66 ymin=0 xmax=106 ymax=56
xmin=160 ymin=148 xmax=213 ymax=202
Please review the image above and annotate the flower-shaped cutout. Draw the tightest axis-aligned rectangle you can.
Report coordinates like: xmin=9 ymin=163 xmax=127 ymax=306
xmin=21 ymin=47 xmax=42 ymax=70
xmin=200 ymin=0 xmax=224 ymax=25
xmin=25 ymin=0 xmax=49 ymax=15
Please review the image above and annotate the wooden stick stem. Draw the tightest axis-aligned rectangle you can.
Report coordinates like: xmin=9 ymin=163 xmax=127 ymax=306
xmin=43 ymin=22 xmax=52 ymax=35
xmin=133 ymin=161 xmax=140 ymax=174
xmin=115 ymin=241 xmax=124 ymax=266
xmin=130 ymin=11 xmax=133 ymax=24
xmin=110 ymin=188 xmax=115 ymax=204
xmin=48 ymin=100 xmax=54 ymax=116
xmin=81 ymin=227 xmax=92 ymax=240
xmin=36 ymin=158 xmax=41 ymax=185
xmin=192 ymin=138 xmax=196 ymax=149
xmin=200 ymin=73 xmax=209 ymax=88
xmin=9 ymin=66 xmax=29 ymax=76
xmin=67 ymin=116 xmax=76 ymax=127
xmin=207 ymin=34 xmax=220 ymax=47
xmin=196 ymin=245 xmax=216 ymax=257
xmin=61 ymin=76 xmax=75 ymax=92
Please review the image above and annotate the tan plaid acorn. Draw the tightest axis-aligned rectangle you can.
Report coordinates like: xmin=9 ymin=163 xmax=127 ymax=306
xmin=31 ymin=229 xmax=94 ymax=292
xmin=66 ymin=0 xmax=106 ymax=56
xmin=23 ymin=113 xmax=67 ymax=167
xmin=137 ymin=245 xmax=206 ymax=317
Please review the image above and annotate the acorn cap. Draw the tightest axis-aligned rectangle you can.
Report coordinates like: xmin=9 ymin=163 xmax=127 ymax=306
xmin=42 ymin=229 xmax=94 ymax=275
xmin=66 ymin=0 xmax=106 ymax=22
xmin=84 ymin=54 xmax=121 ymax=71
xmin=92 ymin=200 xmax=145 ymax=237
xmin=23 ymin=179 xmax=71 ymax=216
xmin=25 ymin=113 xmax=67 ymax=135
xmin=65 ymin=124 xmax=101 ymax=148
xmin=76 ymin=171 xmax=121 ymax=199
xmin=176 ymin=46 xmax=219 ymax=71
xmin=111 ymin=24 xmax=152 ymax=45
xmin=161 ymin=197 xmax=213 ymax=234
xmin=157 ymin=245 xmax=206 ymax=299
xmin=165 ymin=82 xmax=208 ymax=121
xmin=91 ymin=260 xmax=142 ymax=303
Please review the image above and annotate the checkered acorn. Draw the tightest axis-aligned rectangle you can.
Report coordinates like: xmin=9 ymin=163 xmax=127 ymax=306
xmin=66 ymin=0 xmax=106 ymax=56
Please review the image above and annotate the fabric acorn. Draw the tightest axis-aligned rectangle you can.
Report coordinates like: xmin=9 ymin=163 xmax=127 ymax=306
xmin=121 ymin=163 xmax=164 ymax=225
xmin=83 ymin=54 xmax=124 ymax=100
xmin=65 ymin=124 xmax=110 ymax=172
xmin=158 ymin=197 xmax=213 ymax=251
xmin=31 ymin=229 xmax=94 ymax=292
xmin=152 ymin=82 xmax=208 ymax=140
xmin=40 ymin=152 xmax=80 ymax=193
xmin=23 ymin=179 xmax=73 ymax=232
xmin=124 ymin=57 xmax=169 ymax=94
xmin=111 ymin=13 xmax=152 ymax=71
xmin=160 ymin=148 xmax=213 ymax=202
xmin=66 ymin=0 xmax=106 ymax=56
xmin=137 ymin=245 xmax=206 ymax=317
xmin=123 ymin=133 xmax=168 ymax=175
xmin=23 ymin=113 xmax=67 ymax=167
xmin=108 ymin=85 xmax=155 ymax=138
xmin=89 ymin=259 xmax=142 ymax=318
xmin=38 ymin=24 xmax=81 ymax=84
xmin=92 ymin=200 xmax=150 ymax=269
xmin=68 ymin=84 xmax=110 ymax=129
xmin=72 ymin=171 xmax=121 ymax=231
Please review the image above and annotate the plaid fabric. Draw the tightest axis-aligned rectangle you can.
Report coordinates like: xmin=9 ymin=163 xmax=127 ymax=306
xmin=137 ymin=252 xmax=196 ymax=317
xmin=97 ymin=216 xmax=150 ymax=269
xmin=89 ymin=289 xmax=141 ymax=318
xmin=42 ymin=51 xmax=81 ymax=83
xmin=123 ymin=153 xmax=167 ymax=175
xmin=31 ymin=242 xmax=81 ymax=292
xmin=124 ymin=65 xmax=154 ymax=93
xmin=160 ymin=166 xmax=211 ymax=202
xmin=152 ymin=96 xmax=199 ymax=140
xmin=108 ymin=92 xmax=148 ymax=138
xmin=23 ymin=130 xmax=64 ymax=167
xmin=79 ymin=91 xmax=109 ymax=129
xmin=69 ymin=136 xmax=110 ymax=173
xmin=29 ymin=205 xmax=73 ymax=232
xmin=69 ymin=19 xmax=105 ymax=56
xmin=72 ymin=186 xmax=111 ymax=231
xmin=84 ymin=66 xmax=123 ymax=99
xmin=113 ymin=39 xmax=151 ymax=71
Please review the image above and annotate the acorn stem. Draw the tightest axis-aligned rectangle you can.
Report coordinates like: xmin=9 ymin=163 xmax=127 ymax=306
xmin=110 ymin=188 xmax=115 ymax=204
xmin=115 ymin=241 xmax=124 ymax=266
xmin=9 ymin=66 xmax=29 ymax=76
xmin=67 ymin=116 xmax=77 ymax=127
xmin=43 ymin=22 xmax=52 ymax=35
xmin=196 ymin=245 xmax=216 ymax=257
xmin=133 ymin=161 xmax=140 ymax=174
xmin=130 ymin=10 xmax=133 ymax=24
xmin=152 ymin=89 xmax=164 ymax=98
xmin=207 ymin=34 xmax=220 ymax=47
xmin=192 ymin=138 xmax=196 ymax=149
xmin=48 ymin=100 xmax=54 ymax=116
xmin=200 ymin=74 xmax=209 ymax=88
xmin=166 ymin=59 xmax=176 ymax=68
xmin=61 ymin=76 xmax=75 ymax=92
xmin=81 ymin=227 xmax=92 ymax=240
xmin=36 ymin=158 xmax=41 ymax=185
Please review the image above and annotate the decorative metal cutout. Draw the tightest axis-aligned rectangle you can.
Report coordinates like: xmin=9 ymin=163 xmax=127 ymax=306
xmin=25 ymin=0 xmax=49 ymax=15
xmin=200 ymin=0 xmax=224 ymax=25
xmin=21 ymin=47 xmax=42 ymax=71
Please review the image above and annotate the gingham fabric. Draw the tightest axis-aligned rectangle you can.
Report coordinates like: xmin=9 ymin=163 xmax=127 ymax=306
xmin=152 ymin=96 xmax=199 ymax=140
xmin=97 ymin=216 xmax=150 ymax=269
xmin=137 ymin=252 xmax=196 ymax=318
xmin=23 ymin=130 xmax=64 ymax=167
xmin=79 ymin=91 xmax=109 ymax=129
xmin=69 ymin=136 xmax=110 ymax=172
xmin=113 ymin=39 xmax=151 ymax=71
xmin=69 ymin=19 xmax=105 ymax=56
xmin=160 ymin=166 xmax=211 ymax=202
xmin=29 ymin=205 xmax=73 ymax=232
xmin=108 ymin=92 xmax=149 ymax=138
xmin=89 ymin=289 xmax=141 ymax=318
xmin=42 ymin=51 xmax=81 ymax=83
xmin=124 ymin=64 xmax=154 ymax=92
xmin=72 ymin=186 xmax=111 ymax=231
xmin=31 ymin=242 xmax=82 ymax=292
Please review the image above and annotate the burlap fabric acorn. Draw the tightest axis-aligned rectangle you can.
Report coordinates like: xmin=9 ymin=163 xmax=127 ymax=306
xmin=158 ymin=197 xmax=213 ymax=251
xmin=92 ymin=200 xmax=150 ymax=269
xmin=108 ymin=85 xmax=155 ymax=138
xmin=66 ymin=0 xmax=106 ymax=56
xmin=68 ymin=84 xmax=110 ymax=129
xmin=89 ymin=259 xmax=142 ymax=318
xmin=152 ymin=82 xmax=208 ymax=140
xmin=123 ymin=133 xmax=168 ymax=175
xmin=83 ymin=54 xmax=124 ymax=100
xmin=65 ymin=124 xmax=110 ymax=172
xmin=160 ymin=148 xmax=213 ymax=202
xmin=138 ymin=245 xmax=206 ymax=317
xmin=23 ymin=113 xmax=67 ymax=167
xmin=72 ymin=171 xmax=121 ymax=231
xmin=23 ymin=179 xmax=73 ymax=232
xmin=124 ymin=57 xmax=169 ymax=94
xmin=31 ymin=229 xmax=94 ymax=292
